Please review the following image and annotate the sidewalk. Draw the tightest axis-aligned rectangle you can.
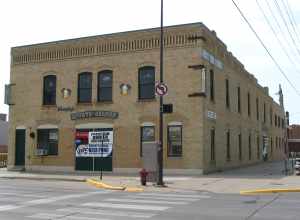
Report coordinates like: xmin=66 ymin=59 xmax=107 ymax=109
xmin=0 ymin=161 xmax=299 ymax=194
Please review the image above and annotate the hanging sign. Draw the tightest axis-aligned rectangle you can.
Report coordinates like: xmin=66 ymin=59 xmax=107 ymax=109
xmin=76 ymin=131 xmax=113 ymax=157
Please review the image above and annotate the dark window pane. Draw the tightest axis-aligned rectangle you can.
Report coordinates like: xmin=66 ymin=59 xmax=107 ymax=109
xmin=141 ymin=126 xmax=155 ymax=142
xmin=78 ymin=89 xmax=92 ymax=102
xmin=99 ymin=88 xmax=112 ymax=101
xmin=43 ymin=75 xmax=56 ymax=105
xmin=139 ymin=84 xmax=155 ymax=99
xmin=139 ymin=67 xmax=155 ymax=99
xmin=98 ymin=71 xmax=112 ymax=101
xmin=37 ymin=129 xmax=58 ymax=155
xmin=78 ymin=72 xmax=92 ymax=103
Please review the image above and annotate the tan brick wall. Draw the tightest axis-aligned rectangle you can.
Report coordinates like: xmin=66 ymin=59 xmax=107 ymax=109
xmin=8 ymin=23 xmax=285 ymax=173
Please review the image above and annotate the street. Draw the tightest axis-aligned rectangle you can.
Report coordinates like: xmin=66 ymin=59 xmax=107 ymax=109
xmin=0 ymin=179 xmax=299 ymax=220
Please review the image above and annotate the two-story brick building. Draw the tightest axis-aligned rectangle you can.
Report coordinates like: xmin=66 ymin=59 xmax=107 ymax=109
xmin=7 ymin=23 xmax=286 ymax=174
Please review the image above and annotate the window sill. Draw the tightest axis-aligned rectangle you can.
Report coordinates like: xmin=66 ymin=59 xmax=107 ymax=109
xmin=96 ymin=101 xmax=113 ymax=105
xmin=167 ymin=155 xmax=182 ymax=158
xmin=137 ymin=98 xmax=157 ymax=103
xmin=41 ymin=105 xmax=57 ymax=109
xmin=77 ymin=102 xmax=93 ymax=106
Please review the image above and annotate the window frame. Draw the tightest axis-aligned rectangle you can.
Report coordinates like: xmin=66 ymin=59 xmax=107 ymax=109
xmin=77 ymin=72 xmax=92 ymax=103
xmin=238 ymin=133 xmax=242 ymax=161
xmin=167 ymin=125 xmax=183 ymax=157
xmin=225 ymin=79 xmax=230 ymax=109
xmin=237 ymin=86 xmax=241 ymax=113
xmin=226 ymin=130 xmax=231 ymax=161
xmin=138 ymin=66 xmax=155 ymax=100
xmin=43 ymin=75 xmax=56 ymax=106
xmin=98 ymin=70 xmax=113 ymax=102
xmin=37 ymin=129 xmax=58 ymax=156
xmin=247 ymin=92 xmax=251 ymax=117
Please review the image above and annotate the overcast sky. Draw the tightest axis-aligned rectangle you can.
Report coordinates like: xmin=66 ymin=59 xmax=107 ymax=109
xmin=1 ymin=0 xmax=300 ymax=124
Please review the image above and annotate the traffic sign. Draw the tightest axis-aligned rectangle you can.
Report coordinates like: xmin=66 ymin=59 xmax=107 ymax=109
xmin=155 ymin=83 xmax=168 ymax=96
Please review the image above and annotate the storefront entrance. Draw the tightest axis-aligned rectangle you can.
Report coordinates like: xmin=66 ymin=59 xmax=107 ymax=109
xmin=75 ymin=128 xmax=113 ymax=171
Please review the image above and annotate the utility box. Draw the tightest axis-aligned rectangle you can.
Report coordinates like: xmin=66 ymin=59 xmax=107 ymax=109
xmin=142 ymin=142 xmax=158 ymax=182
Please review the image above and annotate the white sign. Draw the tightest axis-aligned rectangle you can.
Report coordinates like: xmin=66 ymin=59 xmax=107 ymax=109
xmin=155 ymin=83 xmax=168 ymax=96
xmin=76 ymin=131 xmax=113 ymax=157
xmin=207 ymin=111 xmax=217 ymax=120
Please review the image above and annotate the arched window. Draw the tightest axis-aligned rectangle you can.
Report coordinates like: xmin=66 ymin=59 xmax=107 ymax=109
xmin=98 ymin=70 xmax=112 ymax=101
xmin=78 ymin=72 xmax=92 ymax=103
xmin=138 ymin=66 xmax=155 ymax=100
xmin=43 ymin=75 xmax=56 ymax=105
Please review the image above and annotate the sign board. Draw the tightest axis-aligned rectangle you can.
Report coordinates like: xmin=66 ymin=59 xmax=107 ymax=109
xmin=207 ymin=111 xmax=217 ymax=120
xmin=76 ymin=131 xmax=113 ymax=157
xmin=71 ymin=111 xmax=118 ymax=120
xmin=155 ymin=83 xmax=168 ymax=96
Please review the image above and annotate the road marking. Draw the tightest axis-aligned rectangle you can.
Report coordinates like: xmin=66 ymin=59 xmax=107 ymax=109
xmin=105 ymin=198 xmax=188 ymax=205
xmin=125 ymin=195 xmax=200 ymax=202
xmin=57 ymin=207 xmax=156 ymax=218
xmin=139 ymin=192 xmax=210 ymax=198
xmin=82 ymin=202 xmax=170 ymax=211
xmin=27 ymin=213 xmax=65 ymax=219
xmin=0 ymin=191 xmax=110 ymax=212
xmin=0 ymin=205 xmax=20 ymax=211
xmin=0 ymin=192 xmax=45 ymax=198
xmin=64 ymin=216 xmax=109 ymax=220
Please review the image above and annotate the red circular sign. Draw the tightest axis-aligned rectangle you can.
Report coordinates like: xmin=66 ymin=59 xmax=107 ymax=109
xmin=155 ymin=83 xmax=168 ymax=96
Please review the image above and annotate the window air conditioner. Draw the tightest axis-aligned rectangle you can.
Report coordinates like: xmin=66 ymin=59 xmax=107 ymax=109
xmin=35 ymin=149 xmax=48 ymax=156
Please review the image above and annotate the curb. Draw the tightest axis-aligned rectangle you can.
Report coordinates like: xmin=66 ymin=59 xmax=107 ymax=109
xmin=0 ymin=176 xmax=85 ymax=182
xmin=240 ymin=188 xmax=300 ymax=195
xmin=86 ymin=178 xmax=144 ymax=192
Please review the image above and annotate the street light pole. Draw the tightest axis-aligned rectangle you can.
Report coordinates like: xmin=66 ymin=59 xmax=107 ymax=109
xmin=157 ymin=0 xmax=164 ymax=186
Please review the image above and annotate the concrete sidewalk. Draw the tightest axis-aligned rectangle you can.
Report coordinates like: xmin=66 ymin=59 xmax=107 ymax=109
xmin=0 ymin=161 xmax=299 ymax=194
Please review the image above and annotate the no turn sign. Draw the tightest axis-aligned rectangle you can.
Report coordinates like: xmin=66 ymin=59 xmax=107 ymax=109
xmin=155 ymin=83 xmax=168 ymax=96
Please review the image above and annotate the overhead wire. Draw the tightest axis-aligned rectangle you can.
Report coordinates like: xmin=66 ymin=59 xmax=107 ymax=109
xmin=256 ymin=0 xmax=300 ymax=73
xmin=273 ymin=0 xmax=300 ymax=56
xmin=264 ymin=0 xmax=300 ymax=61
xmin=281 ymin=0 xmax=300 ymax=45
xmin=230 ymin=0 xmax=300 ymax=97
xmin=284 ymin=0 xmax=300 ymax=36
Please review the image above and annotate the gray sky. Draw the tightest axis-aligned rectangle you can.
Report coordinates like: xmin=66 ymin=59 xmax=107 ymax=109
xmin=1 ymin=0 xmax=300 ymax=123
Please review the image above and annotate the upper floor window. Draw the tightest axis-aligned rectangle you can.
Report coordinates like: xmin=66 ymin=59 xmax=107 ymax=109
xmin=168 ymin=125 xmax=182 ymax=157
xmin=210 ymin=70 xmax=215 ymax=102
xmin=225 ymin=79 xmax=230 ymax=109
xmin=263 ymin=102 xmax=266 ymax=123
xmin=237 ymin=86 xmax=241 ymax=113
xmin=43 ymin=75 xmax=56 ymax=105
xmin=98 ymin=70 xmax=113 ymax=102
xmin=78 ymin=72 xmax=92 ymax=103
xmin=238 ymin=133 xmax=242 ymax=161
xmin=138 ymin=66 xmax=155 ymax=100
xmin=247 ymin=92 xmax=251 ymax=117
xmin=256 ymin=98 xmax=259 ymax=121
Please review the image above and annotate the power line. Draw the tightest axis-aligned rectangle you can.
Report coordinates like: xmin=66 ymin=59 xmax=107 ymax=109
xmin=256 ymin=0 xmax=300 ymax=73
xmin=273 ymin=0 xmax=300 ymax=56
xmin=285 ymin=0 xmax=300 ymax=36
xmin=231 ymin=0 xmax=300 ymax=97
xmin=281 ymin=0 xmax=300 ymax=45
xmin=264 ymin=0 xmax=300 ymax=62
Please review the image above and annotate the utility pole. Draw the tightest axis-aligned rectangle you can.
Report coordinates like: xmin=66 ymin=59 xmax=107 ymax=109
xmin=157 ymin=0 xmax=164 ymax=186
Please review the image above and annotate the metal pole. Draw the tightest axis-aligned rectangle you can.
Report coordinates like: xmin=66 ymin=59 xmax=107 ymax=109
xmin=157 ymin=0 xmax=164 ymax=186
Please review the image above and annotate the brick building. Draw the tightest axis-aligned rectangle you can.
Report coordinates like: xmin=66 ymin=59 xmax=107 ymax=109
xmin=288 ymin=124 xmax=300 ymax=153
xmin=6 ymin=23 xmax=286 ymax=174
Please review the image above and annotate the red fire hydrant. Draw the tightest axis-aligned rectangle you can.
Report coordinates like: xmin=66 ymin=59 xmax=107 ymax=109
xmin=139 ymin=168 xmax=148 ymax=186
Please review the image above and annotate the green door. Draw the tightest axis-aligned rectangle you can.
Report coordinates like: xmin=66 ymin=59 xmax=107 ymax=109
xmin=15 ymin=129 xmax=25 ymax=166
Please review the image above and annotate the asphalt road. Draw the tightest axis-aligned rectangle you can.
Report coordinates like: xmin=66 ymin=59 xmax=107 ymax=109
xmin=0 ymin=179 xmax=299 ymax=220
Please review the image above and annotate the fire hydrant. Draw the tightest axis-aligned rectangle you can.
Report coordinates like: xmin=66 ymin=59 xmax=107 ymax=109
xmin=139 ymin=168 xmax=148 ymax=186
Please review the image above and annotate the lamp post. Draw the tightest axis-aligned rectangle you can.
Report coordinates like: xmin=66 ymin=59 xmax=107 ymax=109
xmin=157 ymin=0 xmax=164 ymax=186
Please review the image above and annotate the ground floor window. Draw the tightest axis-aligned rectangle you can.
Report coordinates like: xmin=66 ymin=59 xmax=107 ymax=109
xmin=140 ymin=126 xmax=155 ymax=157
xmin=168 ymin=125 xmax=182 ymax=157
xmin=37 ymin=129 xmax=58 ymax=155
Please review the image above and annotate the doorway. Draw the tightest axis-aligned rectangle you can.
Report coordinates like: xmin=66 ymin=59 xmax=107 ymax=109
xmin=15 ymin=129 xmax=25 ymax=166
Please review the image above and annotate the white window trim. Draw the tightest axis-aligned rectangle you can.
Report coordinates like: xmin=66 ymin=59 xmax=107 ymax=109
xmin=141 ymin=122 xmax=155 ymax=127
xmin=168 ymin=121 xmax=182 ymax=126
xmin=16 ymin=125 xmax=26 ymax=130
xmin=75 ymin=123 xmax=113 ymax=129
xmin=37 ymin=124 xmax=58 ymax=129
